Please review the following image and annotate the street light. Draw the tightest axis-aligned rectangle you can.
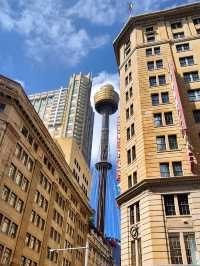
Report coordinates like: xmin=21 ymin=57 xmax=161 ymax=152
xmin=49 ymin=239 xmax=89 ymax=266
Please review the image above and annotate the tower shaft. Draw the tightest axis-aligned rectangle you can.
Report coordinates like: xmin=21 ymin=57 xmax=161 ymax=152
xmin=94 ymin=84 xmax=119 ymax=236
xmin=97 ymin=113 xmax=109 ymax=234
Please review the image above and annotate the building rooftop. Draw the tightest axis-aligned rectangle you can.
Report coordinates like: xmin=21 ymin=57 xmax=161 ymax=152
xmin=113 ymin=2 xmax=200 ymax=65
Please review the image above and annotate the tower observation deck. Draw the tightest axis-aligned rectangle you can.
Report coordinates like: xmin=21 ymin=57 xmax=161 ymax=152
xmin=94 ymin=84 xmax=119 ymax=235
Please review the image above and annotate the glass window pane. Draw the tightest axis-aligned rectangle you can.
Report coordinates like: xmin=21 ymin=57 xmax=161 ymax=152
xmin=164 ymin=195 xmax=176 ymax=215
xmin=178 ymin=194 xmax=190 ymax=215
xmin=160 ymin=163 xmax=170 ymax=177
xmin=169 ymin=233 xmax=183 ymax=264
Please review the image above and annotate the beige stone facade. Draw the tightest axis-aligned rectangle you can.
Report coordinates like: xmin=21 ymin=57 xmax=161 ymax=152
xmin=55 ymin=137 xmax=92 ymax=199
xmin=87 ymin=229 xmax=114 ymax=266
xmin=114 ymin=3 xmax=200 ymax=266
xmin=0 ymin=75 xmax=91 ymax=266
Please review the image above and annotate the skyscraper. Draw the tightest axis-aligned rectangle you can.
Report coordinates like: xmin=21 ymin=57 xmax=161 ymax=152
xmin=29 ymin=73 xmax=94 ymax=166
xmin=64 ymin=73 xmax=94 ymax=166
xmin=114 ymin=3 xmax=200 ymax=265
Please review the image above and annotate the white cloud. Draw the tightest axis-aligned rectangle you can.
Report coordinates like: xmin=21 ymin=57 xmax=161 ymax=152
xmin=66 ymin=0 xmax=127 ymax=26
xmin=91 ymin=71 xmax=119 ymax=164
xmin=0 ymin=0 xmax=110 ymax=65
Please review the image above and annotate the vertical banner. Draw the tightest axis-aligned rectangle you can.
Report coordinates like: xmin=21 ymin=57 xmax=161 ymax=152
xmin=168 ymin=59 xmax=195 ymax=172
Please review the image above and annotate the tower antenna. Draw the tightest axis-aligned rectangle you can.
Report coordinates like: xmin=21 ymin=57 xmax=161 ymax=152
xmin=128 ymin=2 xmax=134 ymax=17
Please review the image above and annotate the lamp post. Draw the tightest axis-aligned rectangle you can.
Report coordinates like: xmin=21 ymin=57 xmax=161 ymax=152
xmin=49 ymin=239 xmax=89 ymax=266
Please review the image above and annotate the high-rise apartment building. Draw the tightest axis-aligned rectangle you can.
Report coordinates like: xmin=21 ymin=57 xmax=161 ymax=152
xmin=0 ymin=75 xmax=91 ymax=266
xmin=114 ymin=3 xmax=200 ymax=266
xmin=29 ymin=73 xmax=94 ymax=166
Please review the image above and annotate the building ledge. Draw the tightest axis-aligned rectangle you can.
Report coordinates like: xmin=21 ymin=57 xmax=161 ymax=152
xmin=116 ymin=176 xmax=200 ymax=206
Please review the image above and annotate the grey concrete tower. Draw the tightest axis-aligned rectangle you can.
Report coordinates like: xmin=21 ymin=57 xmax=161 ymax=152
xmin=94 ymin=84 xmax=119 ymax=235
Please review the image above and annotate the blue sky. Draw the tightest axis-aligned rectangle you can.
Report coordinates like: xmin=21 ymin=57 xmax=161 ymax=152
xmin=0 ymin=0 xmax=198 ymax=239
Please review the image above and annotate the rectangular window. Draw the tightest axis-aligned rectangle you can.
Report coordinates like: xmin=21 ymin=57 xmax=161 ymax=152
xmin=1 ymin=248 xmax=12 ymax=265
xmin=128 ymin=175 xmax=132 ymax=189
xmin=132 ymin=146 xmax=136 ymax=161
xmin=15 ymin=171 xmax=23 ymax=186
xmin=127 ymin=150 xmax=131 ymax=165
xmin=164 ymin=112 xmax=173 ymax=125
xmin=188 ymin=89 xmax=200 ymax=101
xmin=156 ymin=136 xmax=166 ymax=151
xmin=21 ymin=151 xmax=28 ymax=166
xmin=184 ymin=71 xmax=199 ymax=82
xmin=15 ymin=143 xmax=22 ymax=159
xmin=130 ymin=87 xmax=133 ymax=97
xmin=193 ymin=110 xmax=200 ymax=123
xmin=171 ymin=21 xmax=182 ymax=29
xmin=149 ymin=76 xmax=157 ymax=87
xmin=161 ymin=92 xmax=169 ymax=104
xmin=133 ymin=172 xmax=137 ymax=184
xmin=9 ymin=192 xmax=17 ymax=207
xmin=0 ymin=103 xmax=5 ymax=112
xmin=1 ymin=186 xmax=10 ymax=202
xmin=1 ymin=217 xmax=11 ymax=234
xmin=136 ymin=202 xmax=140 ymax=222
xmin=151 ymin=94 xmax=159 ymax=106
xmin=154 ymin=113 xmax=162 ymax=127
xmin=173 ymin=32 xmax=185 ymax=39
xmin=21 ymin=177 xmax=29 ymax=192
xmin=126 ymin=91 xmax=129 ymax=102
xmin=193 ymin=18 xmax=200 ymax=25
xmin=130 ymin=205 xmax=134 ymax=225
xmin=178 ymin=194 xmax=190 ymax=215
xmin=156 ymin=59 xmax=163 ymax=69
xmin=172 ymin=161 xmax=183 ymax=176
xmin=127 ymin=128 xmax=130 ymax=140
xmin=16 ymin=199 xmax=23 ymax=213
xmin=129 ymin=72 xmax=132 ymax=82
xmin=176 ymin=43 xmax=190 ymax=52
xmin=146 ymin=48 xmax=152 ymax=56
xmin=184 ymin=233 xmax=197 ymax=264
xmin=147 ymin=61 xmax=154 ymax=71
xmin=130 ymin=104 xmax=133 ymax=116
xmin=131 ymin=123 xmax=135 ymax=136
xmin=160 ymin=163 xmax=170 ymax=177
xmin=9 ymin=223 xmax=18 ymax=238
xmin=169 ymin=233 xmax=183 ymax=264
xmin=164 ymin=195 xmax=176 ymax=215
xmin=126 ymin=108 xmax=129 ymax=120
xmin=9 ymin=164 xmax=16 ymax=179
xmin=145 ymin=26 xmax=154 ymax=33
xmin=146 ymin=34 xmax=155 ymax=43
xmin=158 ymin=75 xmax=166 ymax=85
xmin=154 ymin=47 xmax=160 ymax=55
xmin=27 ymin=158 xmax=34 ymax=172
xmin=179 ymin=56 xmax=194 ymax=67
xmin=125 ymin=76 xmax=128 ymax=86
xmin=168 ymin=135 xmax=178 ymax=150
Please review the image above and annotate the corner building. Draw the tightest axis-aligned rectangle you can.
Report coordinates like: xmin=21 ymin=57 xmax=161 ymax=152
xmin=114 ymin=3 xmax=200 ymax=266
xmin=0 ymin=76 xmax=91 ymax=266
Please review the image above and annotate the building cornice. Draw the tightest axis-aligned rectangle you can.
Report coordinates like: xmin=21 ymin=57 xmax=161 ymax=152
xmin=0 ymin=75 xmax=92 ymax=214
xmin=117 ymin=176 xmax=200 ymax=206
xmin=113 ymin=2 xmax=200 ymax=65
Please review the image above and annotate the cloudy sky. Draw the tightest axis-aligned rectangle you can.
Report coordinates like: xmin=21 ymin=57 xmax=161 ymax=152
xmin=0 ymin=0 xmax=198 ymax=238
